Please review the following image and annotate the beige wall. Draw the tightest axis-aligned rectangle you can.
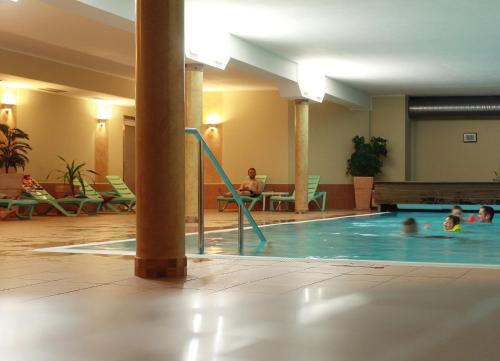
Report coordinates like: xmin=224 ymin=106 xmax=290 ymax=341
xmin=370 ymin=95 xmax=409 ymax=181
xmin=203 ymin=90 xmax=371 ymax=185
xmin=14 ymin=88 xmax=133 ymax=180
xmin=414 ymin=119 xmax=500 ymax=181
xmin=218 ymin=90 xmax=290 ymax=184
xmin=308 ymin=101 xmax=370 ymax=184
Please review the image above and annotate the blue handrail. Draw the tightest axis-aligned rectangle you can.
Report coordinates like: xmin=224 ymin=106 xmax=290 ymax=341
xmin=185 ymin=128 xmax=268 ymax=248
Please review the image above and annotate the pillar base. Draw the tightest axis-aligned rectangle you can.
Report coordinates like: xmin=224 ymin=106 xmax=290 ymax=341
xmin=185 ymin=215 xmax=199 ymax=223
xmin=295 ymin=209 xmax=309 ymax=214
xmin=135 ymin=256 xmax=187 ymax=278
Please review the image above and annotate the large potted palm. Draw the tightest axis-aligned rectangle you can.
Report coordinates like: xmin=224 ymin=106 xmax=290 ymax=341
xmin=0 ymin=124 xmax=32 ymax=186
xmin=346 ymin=136 xmax=388 ymax=210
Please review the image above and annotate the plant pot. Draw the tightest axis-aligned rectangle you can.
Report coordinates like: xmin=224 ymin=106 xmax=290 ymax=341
xmin=353 ymin=176 xmax=374 ymax=211
xmin=0 ymin=173 xmax=23 ymax=197
xmin=54 ymin=184 xmax=80 ymax=199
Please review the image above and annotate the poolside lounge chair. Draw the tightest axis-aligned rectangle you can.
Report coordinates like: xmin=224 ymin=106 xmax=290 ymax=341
xmin=269 ymin=175 xmax=327 ymax=212
xmin=0 ymin=198 xmax=38 ymax=220
xmin=216 ymin=175 xmax=267 ymax=212
xmin=0 ymin=173 xmax=38 ymax=220
xmin=77 ymin=179 xmax=135 ymax=214
xmin=21 ymin=176 xmax=102 ymax=216
xmin=101 ymin=176 xmax=136 ymax=213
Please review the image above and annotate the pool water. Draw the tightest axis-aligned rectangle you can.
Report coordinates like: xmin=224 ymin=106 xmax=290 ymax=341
xmin=50 ymin=212 xmax=500 ymax=266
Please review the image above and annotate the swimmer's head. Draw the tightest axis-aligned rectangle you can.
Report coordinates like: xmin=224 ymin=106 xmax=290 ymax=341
xmin=451 ymin=206 xmax=464 ymax=221
xmin=478 ymin=206 xmax=494 ymax=223
xmin=443 ymin=215 xmax=460 ymax=231
xmin=402 ymin=218 xmax=418 ymax=234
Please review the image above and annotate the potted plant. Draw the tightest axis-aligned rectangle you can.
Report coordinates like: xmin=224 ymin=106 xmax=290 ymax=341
xmin=0 ymin=124 xmax=32 ymax=187
xmin=0 ymin=124 xmax=32 ymax=173
xmin=46 ymin=156 xmax=98 ymax=198
xmin=346 ymin=136 xmax=388 ymax=210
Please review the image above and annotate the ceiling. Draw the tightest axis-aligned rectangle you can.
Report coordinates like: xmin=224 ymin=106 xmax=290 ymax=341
xmin=2 ymin=0 xmax=500 ymax=96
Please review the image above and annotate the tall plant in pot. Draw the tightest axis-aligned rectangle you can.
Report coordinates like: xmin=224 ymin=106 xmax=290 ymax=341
xmin=0 ymin=124 xmax=32 ymax=174
xmin=46 ymin=156 xmax=98 ymax=198
xmin=346 ymin=136 xmax=388 ymax=210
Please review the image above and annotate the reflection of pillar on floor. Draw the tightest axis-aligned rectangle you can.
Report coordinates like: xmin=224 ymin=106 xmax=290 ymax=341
xmin=135 ymin=0 xmax=186 ymax=278
xmin=185 ymin=63 xmax=203 ymax=223
xmin=294 ymin=99 xmax=309 ymax=213
xmin=94 ymin=123 xmax=108 ymax=182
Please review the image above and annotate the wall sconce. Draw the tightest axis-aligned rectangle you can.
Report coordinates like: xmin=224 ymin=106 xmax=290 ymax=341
xmin=206 ymin=113 xmax=221 ymax=131
xmin=96 ymin=102 xmax=112 ymax=125
xmin=1 ymin=90 xmax=16 ymax=112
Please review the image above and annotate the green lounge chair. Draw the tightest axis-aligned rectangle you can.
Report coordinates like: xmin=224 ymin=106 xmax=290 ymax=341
xmin=22 ymin=181 xmax=103 ymax=217
xmin=78 ymin=179 xmax=135 ymax=214
xmin=0 ymin=198 xmax=38 ymax=220
xmin=269 ymin=175 xmax=327 ymax=211
xmin=216 ymin=175 xmax=267 ymax=212
xmin=102 ymin=176 xmax=136 ymax=213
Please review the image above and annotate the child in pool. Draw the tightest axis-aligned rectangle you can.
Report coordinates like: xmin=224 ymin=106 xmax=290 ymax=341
xmin=443 ymin=215 xmax=462 ymax=232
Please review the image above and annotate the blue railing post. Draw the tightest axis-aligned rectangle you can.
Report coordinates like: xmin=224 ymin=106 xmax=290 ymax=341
xmin=185 ymin=128 xmax=268 ymax=250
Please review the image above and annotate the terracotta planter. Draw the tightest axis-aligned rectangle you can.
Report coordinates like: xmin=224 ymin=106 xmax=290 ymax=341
xmin=54 ymin=184 xmax=80 ymax=199
xmin=0 ymin=173 xmax=23 ymax=197
xmin=353 ymin=176 xmax=374 ymax=211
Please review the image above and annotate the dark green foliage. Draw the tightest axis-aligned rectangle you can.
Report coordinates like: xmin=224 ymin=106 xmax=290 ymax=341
xmin=346 ymin=136 xmax=388 ymax=177
xmin=0 ymin=124 xmax=32 ymax=173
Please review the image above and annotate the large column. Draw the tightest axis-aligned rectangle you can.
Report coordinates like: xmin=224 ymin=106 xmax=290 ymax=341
xmin=294 ymin=99 xmax=309 ymax=213
xmin=135 ymin=0 xmax=186 ymax=278
xmin=185 ymin=64 xmax=203 ymax=223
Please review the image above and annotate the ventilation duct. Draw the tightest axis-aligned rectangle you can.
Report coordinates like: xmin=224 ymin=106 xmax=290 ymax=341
xmin=408 ymin=96 xmax=500 ymax=120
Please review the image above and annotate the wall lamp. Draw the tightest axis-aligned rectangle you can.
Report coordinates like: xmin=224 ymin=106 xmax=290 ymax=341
xmin=1 ymin=90 xmax=16 ymax=112
xmin=96 ymin=102 xmax=112 ymax=125
xmin=206 ymin=113 xmax=221 ymax=131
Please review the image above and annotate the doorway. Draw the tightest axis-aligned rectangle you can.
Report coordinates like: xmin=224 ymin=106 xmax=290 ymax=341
xmin=123 ymin=115 xmax=136 ymax=193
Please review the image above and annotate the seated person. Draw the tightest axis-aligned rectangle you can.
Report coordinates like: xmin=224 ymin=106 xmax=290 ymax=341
xmin=443 ymin=215 xmax=462 ymax=232
xmin=478 ymin=206 xmax=494 ymax=224
xmin=451 ymin=205 xmax=465 ymax=223
xmin=401 ymin=218 xmax=418 ymax=234
xmin=221 ymin=168 xmax=263 ymax=197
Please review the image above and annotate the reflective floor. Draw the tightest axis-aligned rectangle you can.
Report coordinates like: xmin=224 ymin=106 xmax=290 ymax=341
xmin=1 ymin=212 xmax=500 ymax=360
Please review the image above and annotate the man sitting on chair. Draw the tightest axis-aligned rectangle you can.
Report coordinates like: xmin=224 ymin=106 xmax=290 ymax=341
xmin=222 ymin=168 xmax=263 ymax=197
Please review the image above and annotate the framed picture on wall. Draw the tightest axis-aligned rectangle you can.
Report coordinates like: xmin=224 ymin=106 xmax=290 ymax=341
xmin=463 ymin=132 xmax=477 ymax=143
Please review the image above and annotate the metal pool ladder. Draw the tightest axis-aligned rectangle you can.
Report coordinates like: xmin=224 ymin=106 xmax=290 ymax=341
xmin=185 ymin=128 xmax=267 ymax=255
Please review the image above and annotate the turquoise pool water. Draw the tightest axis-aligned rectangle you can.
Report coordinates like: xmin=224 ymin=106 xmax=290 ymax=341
xmin=48 ymin=212 xmax=500 ymax=266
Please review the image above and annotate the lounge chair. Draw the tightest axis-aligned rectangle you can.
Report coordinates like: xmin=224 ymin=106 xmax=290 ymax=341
xmin=78 ymin=179 xmax=135 ymax=214
xmin=216 ymin=175 xmax=267 ymax=212
xmin=21 ymin=176 xmax=102 ymax=216
xmin=269 ymin=175 xmax=327 ymax=211
xmin=0 ymin=198 xmax=38 ymax=220
xmin=101 ymin=176 xmax=136 ymax=213
xmin=0 ymin=174 xmax=38 ymax=220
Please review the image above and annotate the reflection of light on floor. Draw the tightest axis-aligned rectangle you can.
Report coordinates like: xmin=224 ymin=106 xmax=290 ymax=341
xmin=299 ymin=293 xmax=369 ymax=324
xmin=214 ymin=315 xmax=224 ymax=355
xmin=187 ymin=338 xmax=199 ymax=361
xmin=193 ymin=313 xmax=202 ymax=333
xmin=304 ymin=288 xmax=310 ymax=303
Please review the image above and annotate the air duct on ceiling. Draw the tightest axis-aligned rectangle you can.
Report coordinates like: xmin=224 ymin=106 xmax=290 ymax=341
xmin=408 ymin=96 xmax=500 ymax=120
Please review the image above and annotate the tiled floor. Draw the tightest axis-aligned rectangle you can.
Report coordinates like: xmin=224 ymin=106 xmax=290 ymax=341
xmin=1 ymin=210 xmax=500 ymax=360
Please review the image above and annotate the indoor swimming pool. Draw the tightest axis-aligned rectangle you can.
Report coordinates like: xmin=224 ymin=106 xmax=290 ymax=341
xmin=37 ymin=212 xmax=500 ymax=266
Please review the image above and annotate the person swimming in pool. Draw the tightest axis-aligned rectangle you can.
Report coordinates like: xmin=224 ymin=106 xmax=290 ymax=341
xmin=478 ymin=206 xmax=494 ymax=224
xmin=451 ymin=205 xmax=465 ymax=223
xmin=443 ymin=215 xmax=462 ymax=232
xmin=401 ymin=218 xmax=419 ymax=234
